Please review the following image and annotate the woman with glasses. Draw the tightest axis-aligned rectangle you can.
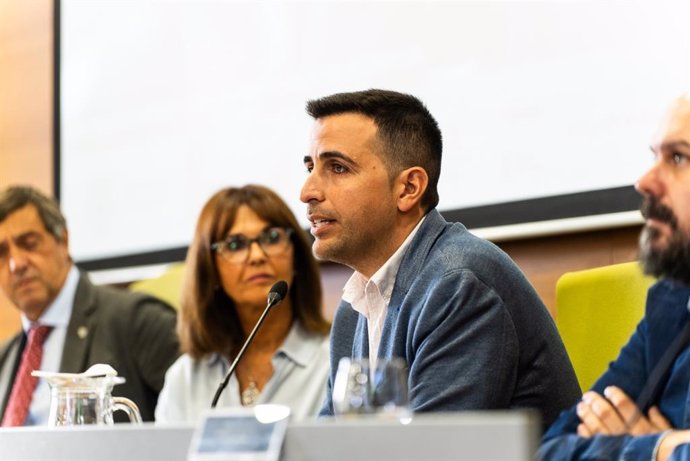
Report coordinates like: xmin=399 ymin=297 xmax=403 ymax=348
xmin=155 ymin=185 xmax=331 ymax=423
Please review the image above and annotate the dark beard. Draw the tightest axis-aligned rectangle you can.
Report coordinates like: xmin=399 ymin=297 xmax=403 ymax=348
xmin=639 ymin=197 xmax=690 ymax=285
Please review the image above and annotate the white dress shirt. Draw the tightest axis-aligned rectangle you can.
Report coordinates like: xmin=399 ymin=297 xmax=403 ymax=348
xmin=342 ymin=217 xmax=424 ymax=371
xmin=20 ymin=265 xmax=79 ymax=425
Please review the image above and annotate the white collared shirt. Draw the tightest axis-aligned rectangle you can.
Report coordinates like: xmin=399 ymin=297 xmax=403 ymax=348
xmin=155 ymin=323 xmax=330 ymax=424
xmin=342 ymin=217 xmax=425 ymax=371
xmin=20 ymin=265 xmax=79 ymax=426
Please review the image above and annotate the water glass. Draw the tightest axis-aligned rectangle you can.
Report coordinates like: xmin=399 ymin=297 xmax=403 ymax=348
xmin=332 ymin=358 xmax=372 ymax=415
xmin=332 ymin=357 xmax=409 ymax=418
xmin=371 ymin=357 xmax=409 ymax=416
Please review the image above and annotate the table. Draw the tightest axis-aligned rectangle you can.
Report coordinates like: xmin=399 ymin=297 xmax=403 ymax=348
xmin=0 ymin=411 xmax=539 ymax=460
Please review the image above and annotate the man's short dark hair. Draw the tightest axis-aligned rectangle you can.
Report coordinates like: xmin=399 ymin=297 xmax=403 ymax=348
xmin=306 ymin=89 xmax=443 ymax=211
xmin=0 ymin=186 xmax=67 ymax=242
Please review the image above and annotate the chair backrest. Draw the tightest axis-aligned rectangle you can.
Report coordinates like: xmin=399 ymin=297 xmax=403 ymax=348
xmin=129 ymin=262 xmax=186 ymax=310
xmin=555 ymin=261 xmax=655 ymax=391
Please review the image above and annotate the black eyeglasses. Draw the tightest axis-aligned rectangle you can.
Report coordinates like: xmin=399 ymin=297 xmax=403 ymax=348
xmin=211 ymin=227 xmax=293 ymax=264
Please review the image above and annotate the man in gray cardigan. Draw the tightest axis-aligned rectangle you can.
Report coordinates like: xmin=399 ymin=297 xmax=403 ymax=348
xmin=300 ymin=89 xmax=580 ymax=428
xmin=0 ymin=186 xmax=180 ymax=425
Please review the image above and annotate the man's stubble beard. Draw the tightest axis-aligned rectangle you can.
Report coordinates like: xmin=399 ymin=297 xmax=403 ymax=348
xmin=639 ymin=197 xmax=690 ymax=285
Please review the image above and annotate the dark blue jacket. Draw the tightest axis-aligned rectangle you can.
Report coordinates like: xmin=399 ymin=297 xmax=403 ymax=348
xmin=539 ymin=279 xmax=690 ymax=460
xmin=320 ymin=209 xmax=580 ymax=428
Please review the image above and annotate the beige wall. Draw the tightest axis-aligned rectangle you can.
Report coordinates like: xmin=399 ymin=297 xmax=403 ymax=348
xmin=0 ymin=0 xmax=54 ymax=341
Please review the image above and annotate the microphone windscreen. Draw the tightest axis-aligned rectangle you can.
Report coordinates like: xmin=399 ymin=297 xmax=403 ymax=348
xmin=270 ymin=280 xmax=289 ymax=302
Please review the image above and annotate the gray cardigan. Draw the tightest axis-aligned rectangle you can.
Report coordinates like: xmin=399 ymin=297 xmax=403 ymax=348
xmin=320 ymin=209 xmax=580 ymax=428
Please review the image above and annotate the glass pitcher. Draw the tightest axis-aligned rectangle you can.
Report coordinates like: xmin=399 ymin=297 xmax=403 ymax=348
xmin=34 ymin=370 xmax=142 ymax=426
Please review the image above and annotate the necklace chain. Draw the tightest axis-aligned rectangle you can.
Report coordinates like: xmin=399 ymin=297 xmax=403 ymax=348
xmin=241 ymin=381 xmax=260 ymax=406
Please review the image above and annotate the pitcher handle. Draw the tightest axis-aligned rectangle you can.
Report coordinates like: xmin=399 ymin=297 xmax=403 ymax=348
xmin=112 ymin=396 xmax=143 ymax=424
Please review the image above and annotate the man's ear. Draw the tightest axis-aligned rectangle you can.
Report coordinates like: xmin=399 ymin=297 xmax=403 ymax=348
xmin=396 ymin=166 xmax=428 ymax=213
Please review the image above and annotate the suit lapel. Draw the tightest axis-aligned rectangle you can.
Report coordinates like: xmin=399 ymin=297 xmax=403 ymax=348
xmin=59 ymin=273 xmax=97 ymax=373
xmin=0 ymin=333 xmax=24 ymax=420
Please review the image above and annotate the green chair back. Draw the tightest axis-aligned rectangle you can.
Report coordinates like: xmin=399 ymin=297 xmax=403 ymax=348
xmin=555 ymin=261 xmax=654 ymax=391
xmin=129 ymin=262 xmax=186 ymax=311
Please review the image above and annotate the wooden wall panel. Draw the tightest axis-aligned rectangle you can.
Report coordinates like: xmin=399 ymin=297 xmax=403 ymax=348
xmin=497 ymin=226 xmax=642 ymax=318
xmin=0 ymin=0 xmax=54 ymax=343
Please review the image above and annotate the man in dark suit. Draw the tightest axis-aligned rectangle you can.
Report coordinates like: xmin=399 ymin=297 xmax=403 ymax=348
xmin=0 ymin=186 xmax=180 ymax=425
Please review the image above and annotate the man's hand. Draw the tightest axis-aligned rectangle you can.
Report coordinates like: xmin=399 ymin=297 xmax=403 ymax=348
xmin=576 ymin=386 xmax=670 ymax=437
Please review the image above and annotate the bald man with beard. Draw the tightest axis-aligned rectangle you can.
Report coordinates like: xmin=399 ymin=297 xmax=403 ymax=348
xmin=539 ymin=94 xmax=690 ymax=461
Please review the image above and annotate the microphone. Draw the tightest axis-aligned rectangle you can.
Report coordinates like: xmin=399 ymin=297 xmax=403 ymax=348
xmin=210 ymin=280 xmax=288 ymax=408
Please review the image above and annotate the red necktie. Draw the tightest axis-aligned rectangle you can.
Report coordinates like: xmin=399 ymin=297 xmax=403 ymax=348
xmin=1 ymin=325 xmax=52 ymax=427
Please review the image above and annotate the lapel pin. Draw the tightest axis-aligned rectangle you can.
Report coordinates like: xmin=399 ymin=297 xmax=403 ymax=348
xmin=77 ymin=326 xmax=89 ymax=339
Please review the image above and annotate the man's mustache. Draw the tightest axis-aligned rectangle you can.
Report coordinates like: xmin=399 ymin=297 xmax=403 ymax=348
xmin=640 ymin=197 xmax=678 ymax=230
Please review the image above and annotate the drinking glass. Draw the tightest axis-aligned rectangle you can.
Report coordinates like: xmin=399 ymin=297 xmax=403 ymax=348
xmin=371 ymin=357 xmax=409 ymax=417
xmin=332 ymin=357 xmax=410 ymax=419
xmin=332 ymin=358 xmax=372 ymax=416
